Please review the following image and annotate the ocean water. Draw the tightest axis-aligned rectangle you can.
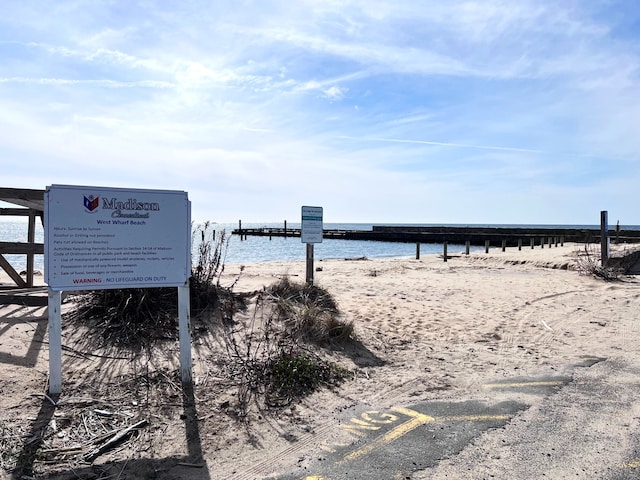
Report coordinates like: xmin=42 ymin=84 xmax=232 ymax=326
xmin=1 ymin=220 xmax=637 ymax=272
xmin=0 ymin=220 xmax=468 ymax=272
xmin=218 ymin=222 xmax=465 ymax=264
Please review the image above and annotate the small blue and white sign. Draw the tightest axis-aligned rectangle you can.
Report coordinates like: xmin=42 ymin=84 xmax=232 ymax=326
xmin=301 ymin=206 xmax=323 ymax=243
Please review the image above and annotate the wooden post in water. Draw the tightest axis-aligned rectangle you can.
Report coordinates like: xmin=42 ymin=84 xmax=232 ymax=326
xmin=530 ymin=237 xmax=534 ymax=249
xmin=239 ymin=220 xmax=243 ymax=241
xmin=465 ymin=241 xmax=470 ymax=255
xmin=561 ymin=236 xmax=564 ymax=247
xmin=541 ymin=237 xmax=544 ymax=249
xmin=284 ymin=220 xmax=287 ymax=238
xmin=485 ymin=240 xmax=490 ymax=253
xmin=416 ymin=243 xmax=420 ymax=260
xmin=443 ymin=242 xmax=448 ymax=262
xmin=501 ymin=240 xmax=506 ymax=252
xmin=518 ymin=239 xmax=522 ymax=251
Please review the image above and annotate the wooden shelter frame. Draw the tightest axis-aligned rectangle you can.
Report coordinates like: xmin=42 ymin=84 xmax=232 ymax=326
xmin=0 ymin=187 xmax=45 ymax=289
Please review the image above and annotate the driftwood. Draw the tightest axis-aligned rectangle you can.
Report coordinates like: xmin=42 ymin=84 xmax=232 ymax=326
xmin=83 ymin=419 xmax=148 ymax=462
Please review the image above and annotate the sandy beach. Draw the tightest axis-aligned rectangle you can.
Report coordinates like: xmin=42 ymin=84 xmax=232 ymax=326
xmin=1 ymin=242 xmax=640 ymax=479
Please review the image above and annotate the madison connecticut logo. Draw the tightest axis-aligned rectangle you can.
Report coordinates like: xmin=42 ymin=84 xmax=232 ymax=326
xmin=83 ymin=195 xmax=100 ymax=213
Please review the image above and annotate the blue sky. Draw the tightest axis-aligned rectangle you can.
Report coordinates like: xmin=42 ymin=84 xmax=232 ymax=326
xmin=1 ymin=0 xmax=638 ymax=225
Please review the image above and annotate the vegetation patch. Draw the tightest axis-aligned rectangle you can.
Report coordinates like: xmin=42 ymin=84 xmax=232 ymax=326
xmin=266 ymin=276 xmax=354 ymax=343
xmin=264 ymin=351 xmax=351 ymax=407
xmin=574 ymin=244 xmax=639 ymax=281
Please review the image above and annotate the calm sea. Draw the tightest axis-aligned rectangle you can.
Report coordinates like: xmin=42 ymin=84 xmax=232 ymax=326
xmin=1 ymin=220 xmax=637 ymax=272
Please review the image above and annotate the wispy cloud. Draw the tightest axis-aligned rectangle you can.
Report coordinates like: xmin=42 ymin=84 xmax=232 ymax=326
xmin=338 ymin=135 xmax=545 ymax=154
xmin=0 ymin=77 xmax=174 ymax=88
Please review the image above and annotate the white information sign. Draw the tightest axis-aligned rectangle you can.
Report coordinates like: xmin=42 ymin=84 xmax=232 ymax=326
xmin=301 ymin=206 xmax=323 ymax=244
xmin=45 ymin=185 xmax=191 ymax=291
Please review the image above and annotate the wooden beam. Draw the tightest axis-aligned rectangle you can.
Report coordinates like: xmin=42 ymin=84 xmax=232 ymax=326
xmin=0 ymin=208 xmax=32 ymax=216
xmin=0 ymin=292 xmax=47 ymax=306
xmin=0 ymin=254 xmax=27 ymax=287
xmin=0 ymin=242 xmax=44 ymax=255
xmin=0 ymin=187 xmax=44 ymax=200
xmin=0 ymin=187 xmax=45 ymax=211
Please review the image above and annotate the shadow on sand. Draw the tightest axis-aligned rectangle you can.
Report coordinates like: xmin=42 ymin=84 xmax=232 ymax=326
xmin=331 ymin=337 xmax=387 ymax=368
xmin=0 ymin=304 xmax=48 ymax=368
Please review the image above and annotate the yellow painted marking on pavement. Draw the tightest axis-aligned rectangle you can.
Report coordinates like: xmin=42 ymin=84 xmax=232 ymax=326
xmin=340 ymin=417 xmax=382 ymax=437
xmin=623 ymin=460 xmax=640 ymax=468
xmin=340 ymin=407 xmax=515 ymax=464
xmin=334 ymin=406 xmax=515 ymax=467
xmin=362 ymin=410 xmax=399 ymax=424
xmin=485 ymin=381 xmax=565 ymax=389
xmin=342 ymin=407 xmax=434 ymax=462
xmin=305 ymin=477 xmax=326 ymax=480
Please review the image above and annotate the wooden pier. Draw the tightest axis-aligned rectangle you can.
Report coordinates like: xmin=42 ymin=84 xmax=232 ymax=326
xmin=232 ymin=225 xmax=640 ymax=246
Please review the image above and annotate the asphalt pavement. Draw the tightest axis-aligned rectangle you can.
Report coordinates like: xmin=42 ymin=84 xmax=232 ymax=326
xmin=268 ymin=357 xmax=640 ymax=480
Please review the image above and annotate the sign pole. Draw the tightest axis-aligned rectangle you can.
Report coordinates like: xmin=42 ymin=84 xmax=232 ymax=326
xmin=47 ymin=289 xmax=62 ymax=395
xmin=178 ymin=283 xmax=193 ymax=384
xmin=306 ymin=243 xmax=314 ymax=285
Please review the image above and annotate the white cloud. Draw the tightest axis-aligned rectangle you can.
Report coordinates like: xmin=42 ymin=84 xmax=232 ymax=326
xmin=323 ymin=85 xmax=347 ymax=100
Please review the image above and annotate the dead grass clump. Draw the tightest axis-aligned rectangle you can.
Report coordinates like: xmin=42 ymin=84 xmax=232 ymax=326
xmin=190 ymin=222 xmax=231 ymax=316
xmin=574 ymin=244 xmax=629 ymax=281
xmin=266 ymin=277 xmax=354 ymax=343
xmin=69 ymin=287 xmax=178 ymax=350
